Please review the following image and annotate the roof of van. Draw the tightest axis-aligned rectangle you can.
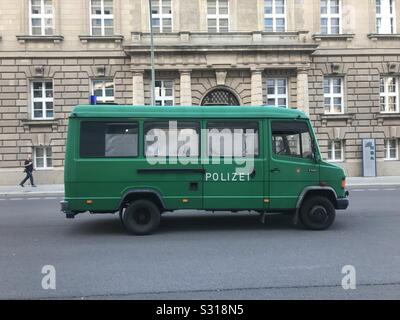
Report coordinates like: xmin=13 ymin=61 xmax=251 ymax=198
xmin=70 ymin=105 xmax=308 ymax=119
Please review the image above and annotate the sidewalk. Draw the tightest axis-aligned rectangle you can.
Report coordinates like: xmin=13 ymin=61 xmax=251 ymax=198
xmin=0 ymin=176 xmax=400 ymax=196
xmin=0 ymin=184 xmax=64 ymax=196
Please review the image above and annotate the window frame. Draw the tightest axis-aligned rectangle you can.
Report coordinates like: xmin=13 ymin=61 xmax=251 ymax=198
xmin=155 ymin=80 xmax=174 ymax=106
xmin=380 ymin=76 xmax=399 ymax=113
xmin=264 ymin=0 xmax=287 ymax=32
xmin=384 ymin=138 xmax=399 ymax=160
xmin=320 ymin=0 xmax=342 ymax=35
xmin=34 ymin=146 xmax=53 ymax=170
xmin=31 ymin=80 xmax=54 ymax=120
xmin=266 ymin=78 xmax=288 ymax=108
xmin=376 ymin=0 xmax=396 ymax=34
xmin=327 ymin=140 xmax=344 ymax=162
xmin=207 ymin=0 xmax=230 ymax=33
xmin=151 ymin=0 xmax=173 ymax=33
xmin=324 ymin=76 xmax=345 ymax=115
xmin=29 ymin=0 xmax=54 ymax=36
xmin=90 ymin=0 xmax=114 ymax=36
xmin=271 ymin=120 xmax=315 ymax=161
xmin=92 ymin=79 xmax=115 ymax=103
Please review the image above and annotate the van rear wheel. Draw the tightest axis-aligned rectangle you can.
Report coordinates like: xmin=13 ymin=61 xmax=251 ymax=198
xmin=122 ymin=200 xmax=161 ymax=235
xmin=299 ymin=196 xmax=335 ymax=230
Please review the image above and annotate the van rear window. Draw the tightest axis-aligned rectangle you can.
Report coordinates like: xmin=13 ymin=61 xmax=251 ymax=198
xmin=80 ymin=122 xmax=139 ymax=158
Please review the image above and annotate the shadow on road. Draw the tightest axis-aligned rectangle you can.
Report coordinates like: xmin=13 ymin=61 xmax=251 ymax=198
xmin=63 ymin=213 xmax=315 ymax=236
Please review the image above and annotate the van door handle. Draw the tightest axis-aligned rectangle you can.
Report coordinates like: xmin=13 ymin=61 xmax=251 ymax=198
xmin=270 ymin=168 xmax=281 ymax=173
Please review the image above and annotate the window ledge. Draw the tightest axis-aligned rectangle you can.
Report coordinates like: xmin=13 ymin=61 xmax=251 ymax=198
xmin=319 ymin=114 xmax=355 ymax=125
xmin=312 ymin=34 xmax=355 ymax=42
xmin=368 ymin=33 xmax=400 ymax=40
xmin=375 ymin=113 xmax=400 ymax=125
xmin=79 ymin=35 xmax=124 ymax=43
xmin=22 ymin=119 xmax=59 ymax=130
xmin=375 ymin=113 xmax=400 ymax=119
xmin=16 ymin=35 xmax=64 ymax=44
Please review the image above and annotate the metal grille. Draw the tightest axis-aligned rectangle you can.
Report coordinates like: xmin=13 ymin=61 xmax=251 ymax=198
xmin=201 ymin=89 xmax=240 ymax=106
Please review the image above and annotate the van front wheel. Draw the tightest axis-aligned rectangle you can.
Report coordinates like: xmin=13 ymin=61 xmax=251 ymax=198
xmin=122 ymin=200 xmax=161 ymax=235
xmin=299 ymin=196 xmax=335 ymax=230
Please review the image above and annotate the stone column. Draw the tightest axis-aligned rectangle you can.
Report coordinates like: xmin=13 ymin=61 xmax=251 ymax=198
xmin=251 ymin=69 xmax=263 ymax=106
xmin=132 ymin=70 xmax=145 ymax=105
xmin=297 ymin=68 xmax=310 ymax=115
xmin=180 ymin=70 xmax=192 ymax=106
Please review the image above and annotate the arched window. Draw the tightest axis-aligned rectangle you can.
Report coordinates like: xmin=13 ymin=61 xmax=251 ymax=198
xmin=201 ymin=88 xmax=240 ymax=106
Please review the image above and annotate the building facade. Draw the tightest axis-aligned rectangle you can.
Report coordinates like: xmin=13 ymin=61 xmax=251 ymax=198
xmin=0 ymin=0 xmax=400 ymax=185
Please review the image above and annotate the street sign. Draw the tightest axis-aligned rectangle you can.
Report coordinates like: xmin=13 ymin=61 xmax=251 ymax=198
xmin=362 ymin=138 xmax=376 ymax=177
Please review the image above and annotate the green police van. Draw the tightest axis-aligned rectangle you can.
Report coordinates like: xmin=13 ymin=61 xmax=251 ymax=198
xmin=61 ymin=105 xmax=349 ymax=235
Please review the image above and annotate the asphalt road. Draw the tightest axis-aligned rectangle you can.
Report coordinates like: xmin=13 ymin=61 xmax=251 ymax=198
xmin=0 ymin=186 xmax=400 ymax=300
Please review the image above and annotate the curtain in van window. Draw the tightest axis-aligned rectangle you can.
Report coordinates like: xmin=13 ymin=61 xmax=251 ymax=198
xmin=105 ymin=124 xmax=138 ymax=157
xmin=80 ymin=122 xmax=138 ymax=158
xmin=207 ymin=122 xmax=259 ymax=157
xmin=144 ymin=121 xmax=199 ymax=157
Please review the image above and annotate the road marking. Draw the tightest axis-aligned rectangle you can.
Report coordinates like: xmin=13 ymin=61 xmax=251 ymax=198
xmin=27 ymin=198 xmax=41 ymax=200
xmin=382 ymin=188 xmax=397 ymax=191
xmin=9 ymin=198 xmax=23 ymax=201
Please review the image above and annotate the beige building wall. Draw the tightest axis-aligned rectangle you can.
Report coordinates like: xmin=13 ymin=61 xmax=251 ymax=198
xmin=1 ymin=0 xmax=400 ymax=184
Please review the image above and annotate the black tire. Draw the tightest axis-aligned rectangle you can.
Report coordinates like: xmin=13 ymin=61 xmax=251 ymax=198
xmin=299 ymin=196 xmax=336 ymax=230
xmin=122 ymin=200 xmax=161 ymax=235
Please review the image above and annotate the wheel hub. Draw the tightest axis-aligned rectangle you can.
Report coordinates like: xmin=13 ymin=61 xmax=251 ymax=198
xmin=309 ymin=205 xmax=328 ymax=223
xmin=134 ymin=208 xmax=151 ymax=225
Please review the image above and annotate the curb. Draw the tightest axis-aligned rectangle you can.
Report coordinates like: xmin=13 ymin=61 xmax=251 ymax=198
xmin=0 ymin=191 xmax=64 ymax=196
xmin=348 ymin=183 xmax=400 ymax=187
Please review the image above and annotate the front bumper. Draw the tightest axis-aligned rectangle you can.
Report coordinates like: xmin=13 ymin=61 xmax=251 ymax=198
xmin=336 ymin=190 xmax=349 ymax=210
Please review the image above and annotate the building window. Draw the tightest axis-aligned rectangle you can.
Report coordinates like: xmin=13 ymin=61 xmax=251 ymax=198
xmin=155 ymin=80 xmax=174 ymax=106
xmin=92 ymin=80 xmax=114 ymax=103
xmin=90 ymin=0 xmax=114 ymax=36
xmin=380 ymin=77 xmax=399 ymax=113
xmin=327 ymin=140 xmax=343 ymax=162
xmin=34 ymin=147 xmax=53 ymax=169
xmin=376 ymin=0 xmax=396 ymax=34
xmin=320 ymin=0 xmax=341 ymax=34
xmin=384 ymin=139 xmax=399 ymax=160
xmin=324 ymin=77 xmax=344 ymax=114
xmin=266 ymin=78 xmax=288 ymax=107
xmin=31 ymin=81 xmax=53 ymax=119
xmin=207 ymin=0 xmax=229 ymax=32
xmin=30 ymin=0 xmax=54 ymax=36
xmin=151 ymin=0 xmax=172 ymax=32
xmin=264 ymin=0 xmax=286 ymax=32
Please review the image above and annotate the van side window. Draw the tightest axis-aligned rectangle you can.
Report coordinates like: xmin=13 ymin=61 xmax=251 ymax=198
xmin=80 ymin=122 xmax=139 ymax=158
xmin=207 ymin=121 xmax=259 ymax=157
xmin=144 ymin=121 xmax=199 ymax=157
xmin=271 ymin=121 xmax=313 ymax=159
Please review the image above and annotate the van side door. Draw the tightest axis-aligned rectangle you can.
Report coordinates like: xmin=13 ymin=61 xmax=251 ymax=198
xmin=202 ymin=120 xmax=265 ymax=210
xmin=269 ymin=120 xmax=319 ymax=210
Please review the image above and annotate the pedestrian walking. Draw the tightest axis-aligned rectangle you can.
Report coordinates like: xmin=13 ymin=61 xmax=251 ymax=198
xmin=19 ymin=155 xmax=36 ymax=187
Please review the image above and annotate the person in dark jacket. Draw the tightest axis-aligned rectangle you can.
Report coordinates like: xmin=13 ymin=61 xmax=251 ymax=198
xmin=20 ymin=156 xmax=36 ymax=187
